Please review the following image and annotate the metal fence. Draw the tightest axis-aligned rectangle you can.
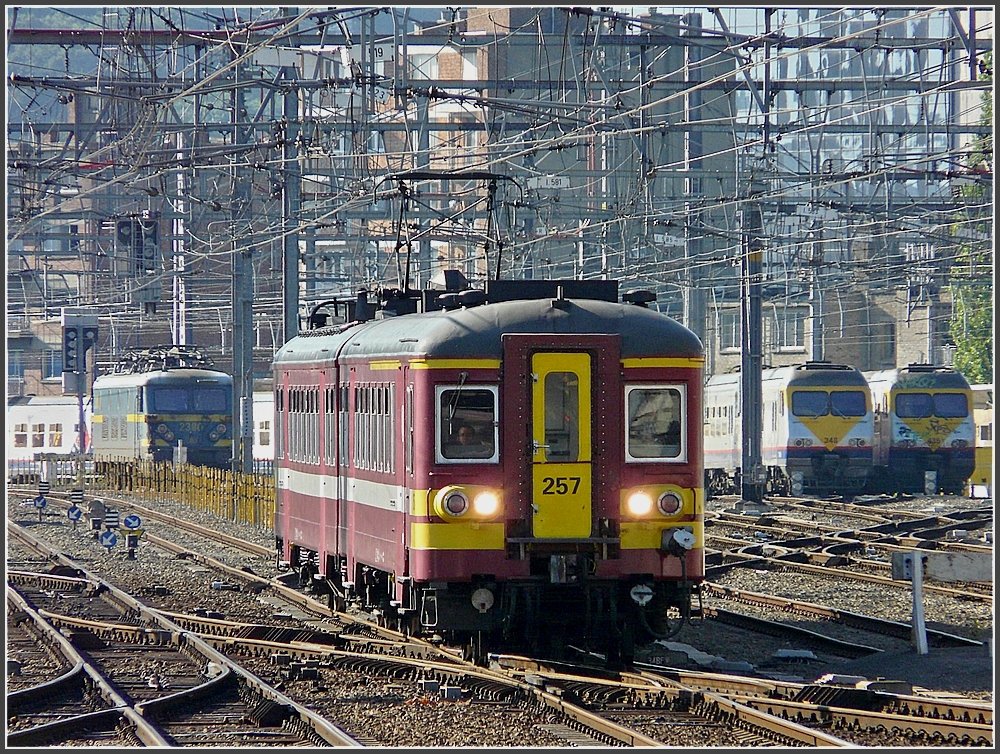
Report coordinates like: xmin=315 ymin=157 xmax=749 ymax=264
xmin=94 ymin=459 xmax=275 ymax=530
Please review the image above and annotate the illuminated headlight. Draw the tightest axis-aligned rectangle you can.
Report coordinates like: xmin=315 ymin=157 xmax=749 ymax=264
xmin=209 ymin=431 xmax=220 ymax=441
xmin=627 ymin=492 xmax=654 ymax=517
xmin=163 ymin=431 xmax=175 ymax=442
xmin=657 ymin=491 xmax=682 ymax=516
xmin=472 ymin=491 xmax=500 ymax=517
xmin=951 ymin=439 xmax=969 ymax=448
xmin=442 ymin=491 xmax=469 ymax=517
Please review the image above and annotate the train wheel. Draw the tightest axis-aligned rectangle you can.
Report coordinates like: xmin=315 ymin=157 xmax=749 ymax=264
xmin=327 ymin=590 xmax=347 ymax=614
xmin=297 ymin=564 xmax=314 ymax=588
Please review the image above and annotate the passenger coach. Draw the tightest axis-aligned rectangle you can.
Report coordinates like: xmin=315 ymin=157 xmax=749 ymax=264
xmin=273 ymin=279 xmax=705 ymax=662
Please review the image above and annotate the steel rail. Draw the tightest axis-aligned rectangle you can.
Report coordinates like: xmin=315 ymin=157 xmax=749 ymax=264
xmin=8 ymin=520 xmax=362 ymax=747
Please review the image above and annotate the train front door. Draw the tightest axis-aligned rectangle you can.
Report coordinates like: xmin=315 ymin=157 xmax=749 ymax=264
xmin=529 ymin=352 xmax=593 ymax=538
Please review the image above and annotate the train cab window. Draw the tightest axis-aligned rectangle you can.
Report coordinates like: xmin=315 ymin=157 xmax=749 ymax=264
xmin=791 ymin=391 xmax=829 ymax=417
xmin=791 ymin=390 xmax=865 ymax=418
xmin=626 ymin=385 xmax=685 ymax=462
xmin=149 ymin=388 xmax=189 ymax=412
xmin=933 ymin=393 xmax=969 ymax=418
xmin=829 ymin=391 xmax=866 ymax=417
xmin=437 ymin=386 xmax=498 ymax=462
xmin=894 ymin=392 xmax=969 ymax=419
xmin=193 ymin=387 xmax=229 ymax=412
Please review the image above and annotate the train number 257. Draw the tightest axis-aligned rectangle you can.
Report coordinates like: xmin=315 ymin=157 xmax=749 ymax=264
xmin=541 ymin=476 xmax=581 ymax=495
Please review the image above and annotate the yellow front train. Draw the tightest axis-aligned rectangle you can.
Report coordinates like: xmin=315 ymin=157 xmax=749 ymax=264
xmin=705 ymin=361 xmax=874 ymax=498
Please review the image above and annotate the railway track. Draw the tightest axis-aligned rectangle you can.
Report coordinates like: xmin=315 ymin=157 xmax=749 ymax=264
xmin=6 ymin=522 xmax=361 ymax=747
xmin=7 ymin=486 xmax=992 ymax=746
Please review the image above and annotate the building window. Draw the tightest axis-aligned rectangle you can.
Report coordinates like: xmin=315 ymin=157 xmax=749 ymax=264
xmin=32 ymin=423 xmax=45 ymax=447
xmin=43 ymin=349 xmax=63 ymax=379
xmin=719 ymin=309 xmax=740 ymax=351
xmin=49 ymin=423 xmax=63 ymax=448
xmin=14 ymin=423 xmax=28 ymax=447
xmin=771 ymin=306 xmax=808 ymax=351
xmin=409 ymin=51 xmax=439 ymax=80
xmin=8 ymin=350 xmax=25 ymax=378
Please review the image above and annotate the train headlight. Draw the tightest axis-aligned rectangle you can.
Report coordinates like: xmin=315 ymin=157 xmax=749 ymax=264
xmin=216 ymin=423 xmax=227 ymax=436
xmin=209 ymin=431 xmax=220 ymax=441
xmin=657 ymin=491 xmax=682 ymax=516
xmin=443 ymin=491 xmax=469 ymax=516
xmin=951 ymin=439 xmax=969 ymax=448
xmin=157 ymin=424 xmax=169 ymax=436
xmin=433 ymin=486 xmax=469 ymax=519
xmin=164 ymin=431 xmax=175 ymax=442
xmin=472 ymin=491 xmax=500 ymax=518
xmin=626 ymin=491 xmax=654 ymax=517
xmin=849 ymin=438 xmax=866 ymax=447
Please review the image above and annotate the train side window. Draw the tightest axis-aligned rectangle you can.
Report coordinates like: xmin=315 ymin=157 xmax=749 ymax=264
xmin=626 ymin=385 xmax=685 ymax=462
xmin=437 ymin=386 xmax=498 ymax=463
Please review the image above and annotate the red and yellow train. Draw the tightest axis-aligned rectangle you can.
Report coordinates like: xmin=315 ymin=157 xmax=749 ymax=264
xmin=273 ymin=279 xmax=704 ymax=663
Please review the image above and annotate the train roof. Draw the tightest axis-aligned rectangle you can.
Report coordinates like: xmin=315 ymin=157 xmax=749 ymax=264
xmin=8 ymin=395 xmax=82 ymax=408
xmin=274 ymin=297 xmax=703 ymax=365
xmin=93 ymin=367 xmax=232 ymax=388
xmin=865 ymin=365 xmax=972 ymax=391
xmin=706 ymin=362 xmax=867 ymax=388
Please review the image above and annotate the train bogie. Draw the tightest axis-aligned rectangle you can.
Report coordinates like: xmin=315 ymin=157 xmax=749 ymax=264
xmin=274 ymin=280 xmax=705 ymax=662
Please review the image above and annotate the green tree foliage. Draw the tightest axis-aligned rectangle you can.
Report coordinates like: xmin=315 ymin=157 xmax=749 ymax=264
xmin=949 ymin=51 xmax=993 ymax=386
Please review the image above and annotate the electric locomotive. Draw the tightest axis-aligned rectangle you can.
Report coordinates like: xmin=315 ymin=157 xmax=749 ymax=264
xmin=865 ymin=364 xmax=975 ymax=495
xmin=704 ymin=361 xmax=873 ymax=498
xmin=91 ymin=345 xmax=233 ymax=468
xmin=273 ymin=278 xmax=705 ymax=663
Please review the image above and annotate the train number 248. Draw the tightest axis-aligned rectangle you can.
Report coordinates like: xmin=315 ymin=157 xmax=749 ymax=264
xmin=541 ymin=476 xmax=581 ymax=494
